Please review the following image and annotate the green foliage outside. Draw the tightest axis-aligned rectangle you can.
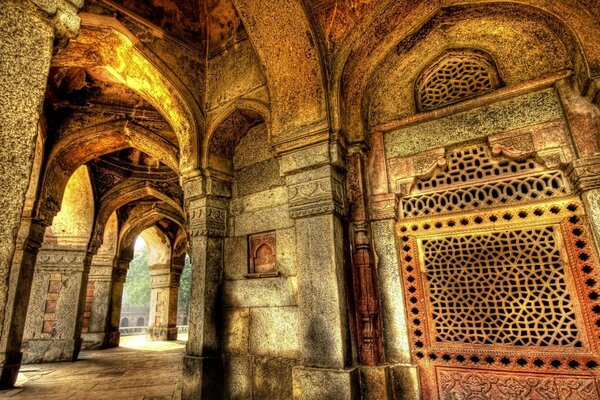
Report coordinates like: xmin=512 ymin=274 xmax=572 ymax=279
xmin=122 ymin=239 xmax=192 ymax=319
xmin=178 ymin=255 xmax=192 ymax=317
xmin=122 ymin=240 xmax=151 ymax=308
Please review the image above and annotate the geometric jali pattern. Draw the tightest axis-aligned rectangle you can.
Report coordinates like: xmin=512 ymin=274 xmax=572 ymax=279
xmin=415 ymin=145 xmax=539 ymax=193
xmin=402 ymin=171 xmax=569 ymax=218
xmin=417 ymin=51 xmax=500 ymax=112
xmin=422 ymin=227 xmax=582 ymax=347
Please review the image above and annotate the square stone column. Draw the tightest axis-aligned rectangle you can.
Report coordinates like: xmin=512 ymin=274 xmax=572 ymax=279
xmin=281 ymin=142 xmax=359 ymax=399
xmin=104 ymin=258 xmax=130 ymax=348
xmin=146 ymin=265 xmax=181 ymax=341
xmin=21 ymin=247 xmax=91 ymax=363
xmin=181 ymin=172 xmax=228 ymax=400
xmin=80 ymin=257 xmax=115 ymax=350
xmin=0 ymin=0 xmax=81 ymax=388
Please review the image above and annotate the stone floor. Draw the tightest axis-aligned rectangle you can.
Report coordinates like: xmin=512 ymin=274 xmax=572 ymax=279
xmin=0 ymin=335 xmax=187 ymax=399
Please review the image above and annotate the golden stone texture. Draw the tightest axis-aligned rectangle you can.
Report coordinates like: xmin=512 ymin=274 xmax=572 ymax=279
xmin=1 ymin=1 xmax=600 ymax=399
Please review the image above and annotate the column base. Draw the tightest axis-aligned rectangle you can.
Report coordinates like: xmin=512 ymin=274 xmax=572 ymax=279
xmin=0 ymin=351 xmax=22 ymax=389
xmin=292 ymin=366 xmax=360 ymax=400
xmin=146 ymin=326 xmax=178 ymax=341
xmin=103 ymin=331 xmax=120 ymax=348
xmin=387 ymin=364 xmax=420 ymax=400
xmin=181 ymin=354 xmax=223 ymax=400
xmin=80 ymin=331 xmax=119 ymax=350
xmin=356 ymin=364 xmax=420 ymax=400
xmin=21 ymin=338 xmax=82 ymax=364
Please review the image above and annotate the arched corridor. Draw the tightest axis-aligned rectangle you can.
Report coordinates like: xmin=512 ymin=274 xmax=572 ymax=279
xmin=2 ymin=0 xmax=600 ymax=399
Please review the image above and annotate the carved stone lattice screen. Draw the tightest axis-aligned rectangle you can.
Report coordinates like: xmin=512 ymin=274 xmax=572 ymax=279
xmin=416 ymin=50 xmax=501 ymax=112
xmin=397 ymin=145 xmax=600 ymax=399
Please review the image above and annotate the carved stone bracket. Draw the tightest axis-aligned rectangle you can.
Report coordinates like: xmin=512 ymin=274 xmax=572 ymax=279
xmin=488 ymin=120 xmax=574 ymax=167
xmin=148 ymin=263 xmax=181 ymax=289
xmin=387 ymin=148 xmax=446 ymax=195
xmin=88 ymin=264 xmax=113 ymax=282
xmin=288 ymin=167 xmax=345 ymax=219
xmin=566 ymin=155 xmax=600 ymax=192
xmin=489 ymin=132 xmax=536 ymax=159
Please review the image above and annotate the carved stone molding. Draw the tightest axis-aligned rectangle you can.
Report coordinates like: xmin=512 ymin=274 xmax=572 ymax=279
xmin=88 ymin=265 xmax=113 ymax=281
xmin=369 ymin=193 xmax=398 ymax=221
xmin=187 ymin=196 xmax=227 ymax=238
xmin=387 ymin=148 xmax=446 ymax=195
xmin=489 ymin=132 xmax=536 ymax=159
xmin=288 ymin=169 xmax=345 ymax=219
xmin=36 ymin=249 xmax=91 ymax=273
xmin=437 ymin=368 xmax=600 ymax=400
xmin=181 ymin=170 xmax=204 ymax=202
xmin=566 ymin=155 xmax=600 ymax=192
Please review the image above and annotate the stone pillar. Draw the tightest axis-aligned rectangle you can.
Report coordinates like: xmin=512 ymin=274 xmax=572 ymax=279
xmin=0 ymin=0 xmax=81 ymax=387
xmin=21 ymin=246 xmax=91 ymax=363
xmin=279 ymin=142 xmax=359 ymax=399
xmin=181 ymin=171 xmax=227 ymax=400
xmin=367 ymin=131 xmax=420 ymax=399
xmin=80 ymin=256 xmax=116 ymax=350
xmin=104 ymin=257 xmax=130 ymax=348
xmin=146 ymin=264 xmax=181 ymax=341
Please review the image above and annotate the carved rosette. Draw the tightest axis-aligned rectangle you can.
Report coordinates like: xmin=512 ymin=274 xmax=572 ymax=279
xmin=566 ymin=155 xmax=600 ymax=192
xmin=288 ymin=169 xmax=345 ymax=219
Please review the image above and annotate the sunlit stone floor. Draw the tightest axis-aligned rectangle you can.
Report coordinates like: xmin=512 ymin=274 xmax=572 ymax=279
xmin=0 ymin=335 xmax=187 ymax=399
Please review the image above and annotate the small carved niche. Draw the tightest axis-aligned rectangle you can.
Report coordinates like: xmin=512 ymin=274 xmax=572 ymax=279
xmin=246 ymin=231 xmax=278 ymax=278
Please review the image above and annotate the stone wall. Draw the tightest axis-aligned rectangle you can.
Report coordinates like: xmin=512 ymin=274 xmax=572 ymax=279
xmin=222 ymin=123 xmax=299 ymax=399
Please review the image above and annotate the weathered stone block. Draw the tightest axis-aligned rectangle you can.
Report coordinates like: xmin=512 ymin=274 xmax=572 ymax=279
xmin=359 ymin=366 xmax=392 ymax=400
xmin=224 ymin=236 xmax=248 ymax=280
xmin=235 ymin=158 xmax=285 ymax=197
xmin=384 ymin=88 xmax=563 ymax=159
xmin=389 ymin=364 xmax=420 ymax=400
xmin=224 ymin=308 xmax=249 ymax=354
xmin=292 ymin=366 xmax=359 ymax=400
xmin=234 ymin=205 xmax=294 ymax=236
xmin=276 ymin=227 xmax=297 ymax=276
xmin=249 ymin=307 xmax=299 ymax=359
xmin=253 ymin=356 xmax=296 ymax=399
xmin=224 ymin=277 xmax=297 ymax=308
xmin=224 ymin=354 xmax=253 ymax=400
xmin=230 ymin=186 xmax=288 ymax=215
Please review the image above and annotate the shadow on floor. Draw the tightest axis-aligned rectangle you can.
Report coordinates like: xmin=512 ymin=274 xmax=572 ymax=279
xmin=0 ymin=335 xmax=186 ymax=400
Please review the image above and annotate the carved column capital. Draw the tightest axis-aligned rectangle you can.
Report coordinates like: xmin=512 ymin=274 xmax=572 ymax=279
xmin=36 ymin=247 xmax=91 ymax=273
xmin=566 ymin=156 xmax=600 ymax=192
xmin=187 ymin=196 xmax=228 ymax=238
xmin=181 ymin=170 xmax=205 ymax=202
xmin=26 ymin=0 xmax=83 ymax=39
xmin=88 ymin=264 xmax=114 ymax=282
xmin=287 ymin=166 xmax=345 ymax=219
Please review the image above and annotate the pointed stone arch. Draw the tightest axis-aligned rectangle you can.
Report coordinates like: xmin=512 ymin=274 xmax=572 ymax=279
xmin=231 ymin=0 xmax=328 ymax=148
xmin=37 ymin=120 xmax=179 ymax=225
xmin=332 ymin=0 xmax=600 ymax=142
